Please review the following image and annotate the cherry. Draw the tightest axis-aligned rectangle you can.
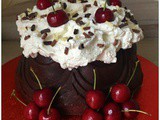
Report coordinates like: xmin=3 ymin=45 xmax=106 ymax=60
xmin=47 ymin=10 xmax=69 ymax=27
xmin=109 ymin=0 xmax=122 ymax=7
xmin=11 ymin=90 xmax=40 ymax=120
xmin=82 ymin=109 xmax=103 ymax=120
xmin=37 ymin=0 xmax=52 ymax=10
xmin=33 ymin=88 xmax=53 ymax=108
xmin=110 ymin=84 xmax=131 ymax=103
xmin=30 ymin=67 xmax=53 ymax=108
xmin=103 ymin=102 xmax=122 ymax=120
xmin=95 ymin=8 xmax=114 ymax=23
xmin=86 ymin=70 xmax=105 ymax=110
xmin=39 ymin=87 xmax=61 ymax=120
xmin=24 ymin=102 xmax=40 ymax=120
xmin=39 ymin=108 xmax=60 ymax=120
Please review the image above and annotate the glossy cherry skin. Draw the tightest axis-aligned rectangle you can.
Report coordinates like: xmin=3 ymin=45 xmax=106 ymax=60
xmin=86 ymin=90 xmax=105 ymax=110
xmin=103 ymin=102 xmax=122 ymax=120
xmin=110 ymin=84 xmax=131 ymax=103
xmin=47 ymin=10 xmax=69 ymax=27
xmin=82 ymin=109 xmax=103 ymax=120
xmin=95 ymin=8 xmax=114 ymax=23
xmin=39 ymin=108 xmax=61 ymax=120
xmin=122 ymin=100 xmax=140 ymax=119
xmin=33 ymin=88 xmax=53 ymax=108
xmin=23 ymin=102 xmax=40 ymax=120
xmin=110 ymin=0 xmax=122 ymax=7
xmin=37 ymin=0 xmax=52 ymax=10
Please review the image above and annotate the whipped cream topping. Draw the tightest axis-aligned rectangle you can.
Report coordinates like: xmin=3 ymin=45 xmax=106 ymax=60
xmin=16 ymin=0 xmax=144 ymax=70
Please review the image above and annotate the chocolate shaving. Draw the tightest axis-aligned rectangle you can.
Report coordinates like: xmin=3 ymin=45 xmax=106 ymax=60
xmin=121 ymin=17 xmax=127 ymax=22
xmin=41 ymin=28 xmax=51 ymax=34
xmin=113 ymin=40 xmax=119 ymax=46
xmin=24 ymin=35 xmax=30 ymax=40
xmin=125 ymin=12 xmax=132 ymax=19
xmin=76 ymin=17 xmax=82 ymax=23
xmin=78 ymin=44 xmax=85 ymax=50
xmin=88 ymin=31 xmax=94 ymax=36
xmin=40 ymin=14 xmax=47 ymax=18
xmin=67 ymin=37 xmax=73 ymax=42
xmin=79 ymin=21 xmax=85 ymax=25
xmin=132 ymin=29 xmax=140 ymax=33
xmin=25 ymin=10 xmax=29 ymax=17
xmin=28 ymin=12 xmax=38 ymax=20
xmin=92 ymin=19 xmax=96 ymax=24
xmin=74 ymin=29 xmax=79 ymax=34
xmin=83 ymin=27 xmax=90 ymax=30
xmin=72 ymin=13 xmax=79 ymax=18
xmin=94 ymin=1 xmax=98 ymax=6
xmin=68 ymin=0 xmax=76 ymax=3
xmin=31 ymin=25 xmax=36 ymax=31
xmin=81 ymin=0 xmax=88 ymax=3
xmin=22 ymin=17 xmax=28 ymax=20
xmin=131 ymin=19 xmax=138 ymax=24
xmin=25 ymin=27 xmax=28 ymax=30
xmin=83 ymin=32 xmax=91 ymax=38
xmin=62 ymin=3 xmax=67 ymax=9
xmin=85 ymin=13 xmax=91 ymax=18
xmin=119 ymin=23 xmax=128 ymax=28
xmin=97 ymin=44 xmax=104 ymax=48
xmin=41 ymin=33 xmax=48 ymax=40
xmin=43 ymin=41 xmax=52 ymax=45
xmin=51 ymin=40 xmax=57 ymax=47
xmin=64 ymin=47 xmax=69 ymax=55
xmin=84 ymin=4 xmax=91 ymax=12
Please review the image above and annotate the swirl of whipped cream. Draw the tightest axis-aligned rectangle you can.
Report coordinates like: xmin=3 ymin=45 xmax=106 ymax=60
xmin=16 ymin=0 xmax=144 ymax=70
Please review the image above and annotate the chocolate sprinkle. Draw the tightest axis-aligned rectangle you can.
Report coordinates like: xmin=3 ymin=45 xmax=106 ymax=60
xmin=25 ymin=10 xmax=29 ymax=17
xmin=22 ymin=17 xmax=28 ymax=20
xmin=112 ymin=9 xmax=117 ymax=13
xmin=76 ymin=17 xmax=82 ymax=23
xmin=41 ymin=33 xmax=48 ymax=40
xmin=31 ymin=25 xmax=36 ymax=31
xmin=85 ymin=13 xmax=91 ymax=18
xmin=74 ymin=29 xmax=79 ymax=34
xmin=121 ymin=17 xmax=127 ymax=22
xmin=67 ymin=37 xmax=73 ymax=42
xmin=24 ymin=35 xmax=30 ymax=40
xmin=88 ymin=31 xmax=94 ymax=36
xmin=113 ymin=40 xmax=119 ymax=46
xmin=79 ymin=21 xmax=85 ymax=25
xmin=94 ymin=1 xmax=98 ymax=6
xmin=92 ymin=19 xmax=96 ymax=24
xmin=62 ymin=3 xmax=67 ymax=9
xmin=72 ymin=13 xmax=79 ymax=18
xmin=84 ymin=4 xmax=91 ymax=12
xmin=83 ymin=27 xmax=90 ymax=30
xmin=78 ymin=44 xmax=85 ymax=50
xmin=43 ymin=41 xmax=52 ymax=45
xmin=51 ymin=40 xmax=57 ymax=47
xmin=41 ymin=28 xmax=51 ymax=34
xmin=68 ymin=0 xmax=76 ymax=3
xmin=97 ymin=44 xmax=104 ymax=48
xmin=83 ymin=32 xmax=91 ymax=38
xmin=40 ymin=14 xmax=47 ymax=18
xmin=132 ymin=29 xmax=140 ymax=33
xmin=28 ymin=12 xmax=38 ymax=20
xmin=119 ymin=23 xmax=128 ymax=28
xmin=81 ymin=0 xmax=88 ymax=3
xmin=64 ymin=47 xmax=69 ymax=55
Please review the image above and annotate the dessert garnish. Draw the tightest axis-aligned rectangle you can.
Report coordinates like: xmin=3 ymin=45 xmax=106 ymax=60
xmin=68 ymin=0 xmax=76 ymax=3
xmin=41 ymin=33 xmax=48 ymax=40
xmin=64 ymin=47 xmax=69 ymax=55
xmin=40 ymin=14 xmax=48 ymax=18
xmin=78 ymin=44 xmax=85 ymax=50
xmin=109 ymin=0 xmax=122 ymax=7
xmin=74 ymin=29 xmax=79 ymax=35
xmin=83 ymin=27 xmax=90 ymax=30
xmin=86 ymin=70 xmax=105 ymax=110
xmin=88 ymin=31 xmax=94 ymax=36
xmin=84 ymin=13 xmax=91 ymax=18
xmin=47 ymin=5 xmax=69 ymax=27
xmin=31 ymin=25 xmax=36 ymax=31
xmin=41 ymin=28 xmax=51 ymax=34
xmin=62 ymin=2 xmax=67 ymax=9
xmin=119 ymin=23 xmax=128 ymax=28
xmin=67 ymin=37 xmax=73 ymax=42
xmin=83 ymin=32 xmax=91 ymax=38
xmin=72 ymin=13 xmax=79 ymax=18
xmin=37 ymin=0 xmax=52 ymax=10
xmin=97 ymin=44 xmax=105 ymax=48
xmin=24 ymin=35 xmax=31 ymax=40
xmin=93 ymin=1 xmax=98 ymax=6
xmin=81 ymin=0 xmax=88 ymax=3
xmin=83 ymin=4 xmax=91 ymax=12
xmin=95 ymin=0 xmax=114 ymax=23
xmin=51 ymin=40 xmax=57 ymax=47
xmin=43 ymin=41 xmax=52 ymax=45
xmin=82 ymin=109 xmax=103 ymax=120
xmin=132 ymin=29 xmax=140 ymax=33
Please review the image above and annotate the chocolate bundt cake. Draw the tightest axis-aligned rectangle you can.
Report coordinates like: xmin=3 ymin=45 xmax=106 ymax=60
xmin=15 ymin=0 xmax=144 ymax=116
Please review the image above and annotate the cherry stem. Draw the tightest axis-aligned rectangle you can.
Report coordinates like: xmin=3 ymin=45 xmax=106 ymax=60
xmin=103 ymin=0 xmax=108 ymax=11
xmin=93 ymin=69 xmax=97 ymax=90
xmin=121 ymin=109 xmax=152 ymax=116
xmin=30 ymin=67 xmax=43 ymax=90
xmin=127 ymin=61 xmax=139 ymax=86
xmin=47 ymin=87 xmax=62 ymax=115
xmin=52 ymin=5 xmax=56 ymax=13
xmin=106 ymin=87 xmax=112 ymax=99
xmin=11 ymin=89 xmax=27 ymax=106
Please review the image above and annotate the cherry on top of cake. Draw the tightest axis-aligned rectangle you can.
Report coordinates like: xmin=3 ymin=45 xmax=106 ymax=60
xmin=16 ymin=0 xmax=144 ymax=70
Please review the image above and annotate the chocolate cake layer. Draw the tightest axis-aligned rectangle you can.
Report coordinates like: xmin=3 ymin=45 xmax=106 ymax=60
xmin=15 ymin=44 xmax=143 ymax=115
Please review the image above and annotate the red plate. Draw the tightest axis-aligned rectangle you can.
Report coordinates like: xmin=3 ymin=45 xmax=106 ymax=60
xmin=2 ymin=56 xmax=158 ymax=120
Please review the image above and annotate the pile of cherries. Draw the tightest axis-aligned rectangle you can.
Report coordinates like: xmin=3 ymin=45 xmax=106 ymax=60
xmin=36 ymin=0 xmax=123 ymax=27
xmin=82 ymin=69 xmax=151 ymax=120
xmin=11 ymin=67 xmax=61 ymax=120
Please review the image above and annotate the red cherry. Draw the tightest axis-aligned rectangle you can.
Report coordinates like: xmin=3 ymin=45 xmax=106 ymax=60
xmin=47 ymin=10 xmax=69 ymax=27
xmin=82 ymin=109 xmax=103 ymax=120
xmin=37 ymin=0 xmax=52 ymax=10
xmin=33 ymin=88 xmax=53 ymax=108
xmin=121 ymin=100 xmax=140 ymax=119
xmin=86 ymin=90 xmax=105 ymax=110
xmin=110 ymin=84 xmax=131 ymax=103
xmin=103 ymin=102 xmax=122 ymax=120
xmin=95 ymin=8 xmax=114 ymax=23
xmin=39 ymin=108 xmax=61 ymax=120
xmin=110 ymin=0 xmax=122 ymax=7
xmin=23 ymin=102 xmax=40 ymax=120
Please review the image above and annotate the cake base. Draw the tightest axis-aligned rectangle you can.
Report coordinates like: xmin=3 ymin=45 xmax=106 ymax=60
xmin=15 ymin=44 xmax=143 ymax=115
